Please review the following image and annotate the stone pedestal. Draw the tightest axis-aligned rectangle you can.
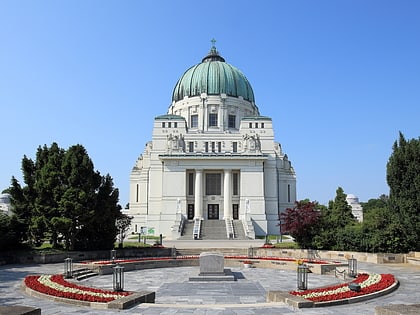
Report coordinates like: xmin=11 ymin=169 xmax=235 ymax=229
xmin=189 ymin=252 xmax=235 ymax=281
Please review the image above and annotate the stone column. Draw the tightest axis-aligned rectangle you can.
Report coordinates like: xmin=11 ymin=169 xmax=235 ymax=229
xmin=194 ymin=169 xmax=203 ymax=219
xmin=223 ymin=169 xmax=232 ymax=219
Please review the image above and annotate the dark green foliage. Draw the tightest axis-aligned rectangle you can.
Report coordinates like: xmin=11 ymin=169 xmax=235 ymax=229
xmin=312 ymin=187 xmax=357 ymax=250
xmin=6 ymin=143 xmax=122 ymax=251
xmin=386 ymin=132 xmax=420 ymax=252
xmin=0 ymin=212 xmax=20 ymax=250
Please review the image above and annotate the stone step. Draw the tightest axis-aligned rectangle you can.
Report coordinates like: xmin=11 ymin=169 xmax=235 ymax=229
xmin=407 ymin=258 xmax=420 ymax=265
xmin=72 ymin=268 xmax=99 ymax=281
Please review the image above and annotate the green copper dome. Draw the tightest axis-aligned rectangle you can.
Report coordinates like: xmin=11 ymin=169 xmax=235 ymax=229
xmin=172 ymin=45 xmax=255 ymax=103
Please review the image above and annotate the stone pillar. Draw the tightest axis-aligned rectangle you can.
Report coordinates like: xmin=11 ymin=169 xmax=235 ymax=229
xmin=194 ymin=169 xmax=203 ymax=219
xmin=223 ymin=169 xmax=232 ymax=219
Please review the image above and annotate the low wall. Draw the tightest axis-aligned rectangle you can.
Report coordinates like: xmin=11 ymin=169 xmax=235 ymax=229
xmin=0 ymin=248 xmax=172 ymax=265
xmin=253 ymin=248 xmax=406 ymax=264
xmin=83 ymin=257 xmax=344 ymax=275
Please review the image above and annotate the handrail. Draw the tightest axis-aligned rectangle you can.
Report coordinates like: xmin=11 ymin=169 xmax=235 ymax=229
xmin=225 ymin=219 xmax=235 ymax=239
xmin=192 ymin=218 xmax=201 ymax=240
xmin=178 ymin=214 xmax=186 ymax=234
xmin=242 ymin=216 xmax=255 ymax=239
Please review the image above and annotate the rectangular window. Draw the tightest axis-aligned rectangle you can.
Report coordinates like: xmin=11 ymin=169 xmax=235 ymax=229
xmin=174 ymin=122 xmax=178 ymax=128
xmin=211 ymin=142 xmax=215 ymax=152
xmin=233 ymin=204 xmax=239 ymax=220
xmin=206 ymin=173 xmax=221 ymax=195
xmin=205 ymin=142 xmax=209 ymax=152
xmin=232 ymin=142 xmax=237 ymax=153
xmin=162 ymin=122 xmax=165 ymax=128
xmin=255 ymin=122 xmax=258 ymax=128
xmin=136 ymin=184 xmax=139 ymax=202
xmin=233 ymin=173 xmax=239 ymax=195
xmin=209 ymin=113 xmax=218 ymax=127
xmin=187 ymin=204 xmax=195 ymax=220
xmin=261 ymin=122 xmax=264 ymax=128
xmin=287 ymin=184 xmax=291 ymax=203
xmin=228 ymin=115 xmax=236 ymax=128
xmin=188 ymin=173 xmax=194 ymax=195
xmin=188 ymin=142 xmax=194 ymax=153
xmin=249 ymin=122 xmax=252 ymax=128
xmin=168 ymin=122 xmax=171 ymax=128
xmin=217 ymin=142 xmax=221 ymax=152
xmin=190 ymin=115 xmax=198 ymax=128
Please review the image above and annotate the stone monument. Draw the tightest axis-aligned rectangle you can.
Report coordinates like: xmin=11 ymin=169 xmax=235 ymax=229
xmin=189 ymin=252 xmax=235 ymax=281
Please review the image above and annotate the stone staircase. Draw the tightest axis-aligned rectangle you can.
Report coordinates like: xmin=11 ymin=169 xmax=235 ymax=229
xmin=232 ymin=220 xmax=246 ymax=239
xmin=200 ymin=220 xmax=227 ymax=240
xmin=178 ymin=220 xmax=196 ymax=240
xmin=178 ymin=220 xmax=247 ymax=240
xmin=72 ymin=268 xmax=99 ymax=281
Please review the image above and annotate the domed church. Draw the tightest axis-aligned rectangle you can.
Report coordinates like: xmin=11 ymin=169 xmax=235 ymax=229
xmin=129 ymin=43 xmax=296 ymax=240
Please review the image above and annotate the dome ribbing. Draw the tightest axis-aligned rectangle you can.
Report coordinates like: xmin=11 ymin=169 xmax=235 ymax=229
xmin=172 ymin=46 xmax=255 ymax=103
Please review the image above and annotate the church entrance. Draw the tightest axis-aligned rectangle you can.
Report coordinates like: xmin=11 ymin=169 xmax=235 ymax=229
xmin=207 ymin=204 xmax=219 ymax=219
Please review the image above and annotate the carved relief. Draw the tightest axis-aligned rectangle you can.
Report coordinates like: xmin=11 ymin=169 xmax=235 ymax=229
xmin=167 ymin=134 xmax=185 ymax=153
xmin=242 ymin=134 xmax=261 ymax=153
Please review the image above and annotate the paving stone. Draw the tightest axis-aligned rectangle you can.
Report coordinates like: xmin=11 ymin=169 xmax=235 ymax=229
xmin=1 ymin=253 xmax=420 ymax=314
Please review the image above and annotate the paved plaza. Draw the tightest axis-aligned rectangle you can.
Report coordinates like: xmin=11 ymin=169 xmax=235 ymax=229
xmin=1 ymin=241 xmax=419 ymax=314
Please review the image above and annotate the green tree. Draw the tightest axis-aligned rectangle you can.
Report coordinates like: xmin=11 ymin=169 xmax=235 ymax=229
xmin=116 ymin=213 xmax=133 ymax=248
xmin=313 ymin=187 xmax=356 ymax=250
xmin=386 ymin=132 xmax=420 ymax=252
xmin=8 ymin=143 xmax=122 ymax=251
xmin=0 ymin=212 xmax=20 ymax=250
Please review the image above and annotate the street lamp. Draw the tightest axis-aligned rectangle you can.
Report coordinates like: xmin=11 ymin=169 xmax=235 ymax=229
xmin=64 ymin=257 xmax=73 ymax=279
xmin=113 ymin=264 xmax=124 ymax=291
xmin=110 ymin=249 xmax=116 ymax=264
xmin=348 ymin=256 xmax=358 ymax=278
xmin=297 ymin=264 xmax=309 ymax=290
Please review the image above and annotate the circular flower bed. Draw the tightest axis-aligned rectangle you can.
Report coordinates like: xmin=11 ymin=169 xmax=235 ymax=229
xmin=289 ymin=273 xmax=396 ymax=303
xmin=24 ymin=274 xmax=131 ymax=303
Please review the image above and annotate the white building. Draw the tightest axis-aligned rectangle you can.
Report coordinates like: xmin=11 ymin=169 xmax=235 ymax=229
xmin=346 ymin=194 xmax=364 ymax=222
xmin=0 ymin=193 xmax=12 ymax=216
xmin=129 ymin=44 xmax=296 ymax=240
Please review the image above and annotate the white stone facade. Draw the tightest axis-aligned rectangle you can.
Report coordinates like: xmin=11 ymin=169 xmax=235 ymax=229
xmin=0 ymin=193 xmax=12 ymax=216
xmin=128 ymin=48 xmax=296 ymax=239
xmin=346 ymin=194 xmax=364 ymax=222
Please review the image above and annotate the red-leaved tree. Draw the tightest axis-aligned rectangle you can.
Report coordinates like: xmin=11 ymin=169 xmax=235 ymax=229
xmin=279 ymin=200 xmax=321 ymax=248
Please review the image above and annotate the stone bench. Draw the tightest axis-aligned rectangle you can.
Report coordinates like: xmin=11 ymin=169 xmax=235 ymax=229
xmin=0 ymin=306 xmax=41 ymax=315
xmin=375 ymin=304 xmax=420 ymax=315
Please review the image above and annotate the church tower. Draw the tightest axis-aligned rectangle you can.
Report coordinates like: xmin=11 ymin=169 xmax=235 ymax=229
xmin=129 ymin=43 xmax=296 ymax=239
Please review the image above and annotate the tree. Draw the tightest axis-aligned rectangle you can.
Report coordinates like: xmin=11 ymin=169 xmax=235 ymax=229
xmin=0 ymin=212 xmax=20 ymax=250
xmin=361 ymin=194 xmax=389 ymax=213
xmin=313 ymin=187 xmax=356 ymax=250
xmin=116 ymin=214 xmax=133 ymax=248
xmin=386 ymin=132 xmax=420 ymax=252
xmin=279 ymin=200 xmax=321 ymax=248
xmin=7 ymin=143 xmax=122 ymax=250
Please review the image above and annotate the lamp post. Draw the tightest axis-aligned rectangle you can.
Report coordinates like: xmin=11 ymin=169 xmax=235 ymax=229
xmin=348 ymin=256 xmax=358 ymax=278
xmin=113 ymin=264 xmax=124 ymax=291
xmin=297 ymin=264 xmax=308 ymax=290
xmin=111 ymin=249 xmax=116 ymax=264
xmin=64 ymin=257 xmax=73 ymax=279
xmin=279 ymin=219 xmax=282 ymax=243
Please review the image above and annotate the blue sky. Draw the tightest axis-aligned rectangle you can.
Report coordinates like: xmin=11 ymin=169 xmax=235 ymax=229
xmin=1 ymin=1 xmax=419 ymax=207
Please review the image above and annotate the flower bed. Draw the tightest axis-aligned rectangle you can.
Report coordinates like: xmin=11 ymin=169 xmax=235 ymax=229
xmin=24 ymin=274 xmax=131 ymax=303
xmin=289 ymin=273 xmax=396 ymax=303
